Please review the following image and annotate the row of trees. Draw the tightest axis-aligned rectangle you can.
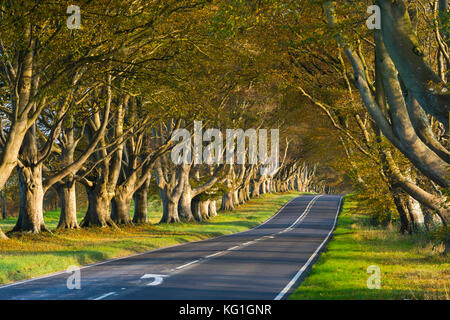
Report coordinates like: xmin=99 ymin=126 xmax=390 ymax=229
xmin=268 ymin=0 xmax=449 ymax=251
xmin=0 ymin=1 xmax=324 ymax=240
xmin=2 ymin=0 xmax=447 ymax=254
xmin=212 ymin=0 xmax=448 ymax=252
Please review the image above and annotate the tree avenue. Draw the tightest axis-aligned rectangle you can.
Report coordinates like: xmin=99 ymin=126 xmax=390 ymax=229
xmin=0 ymin=0 xmax=448 ymax=256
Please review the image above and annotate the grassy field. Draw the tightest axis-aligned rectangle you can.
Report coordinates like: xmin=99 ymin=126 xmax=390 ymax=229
xmin=289 ymin=194 xmax=449 ymax=300
xmin=0 ymin=191 xmax=303 ymax=286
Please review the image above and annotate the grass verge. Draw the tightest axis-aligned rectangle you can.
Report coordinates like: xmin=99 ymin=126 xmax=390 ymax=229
xmin=289 ymin=194 xmax=449 ymax=300
xmin=0 ymin=191 xmax=303 ymax=286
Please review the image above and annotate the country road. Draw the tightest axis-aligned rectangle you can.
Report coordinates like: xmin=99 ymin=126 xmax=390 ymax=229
xmin=0 ymin=194 xmax=343 ymax=300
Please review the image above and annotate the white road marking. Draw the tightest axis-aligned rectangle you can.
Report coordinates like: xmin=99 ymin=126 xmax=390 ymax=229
xmin=205 ymin=252 xmax=224 ymax=258
xmin=283 ymin=195 xmax=321 ymax=232
xmin=227 ymin=246 xmax=240 ymax=251
xmin=274 ymin=196 xmax=343 ymax=300
xmin=140 ymin=274 xmax=169 ymax=286
xmin=175 ymin=260 xmax=200 ymax=270
xmin=93 ymin=292 xmax=116 ymax=300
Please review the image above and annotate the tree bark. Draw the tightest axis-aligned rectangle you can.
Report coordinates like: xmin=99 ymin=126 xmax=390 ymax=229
xmin=179 ymin=182 xmax=195 ymax=221
xmin=111 ymin=192 xmax=133 ymax=225
xmin=251 ymin=180 xmax=261 ymax=198
xmin=0 ymin=228 xmax=7 ymax=240
xmin=238 ymin=188 xmax=245 ymax=204
xmin=133 ymin=177 xmax=150 ymax=224
xmin=376 ymin=33 xmax=449 ymax=187
xmin=56 ymin=181 xmax=79 ymax=229
xmin=392 ymin=190 xmax=412 ymax=234
xmin=378 ymin=0 xmax=449 ymax=126
xmin=221 ymin=190 xmax=234 ymax=211
xmin=80 ymin=186 xmax=116 ymax=228
xmin=1 ymin=190 xmax=6 ymax=219
xmin=209 ymin=200 xmax=217 ymax=217
xmin=232 ymin=189 xmax=239 ymax=205
xmin=200 ymin=200 xmax=210 ymax=220
xmin=160 ymin=190 xmax=180 ymax=223
xmin=191 ymin=199 xmax=202 ymax=221
xmin=406 ymin=195 xmax=425 ymax=231
xmin=13 ymin=164 xmax=48 ymax=233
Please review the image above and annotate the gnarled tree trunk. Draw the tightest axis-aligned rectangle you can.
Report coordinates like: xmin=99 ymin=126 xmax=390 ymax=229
xmin=13 ymin=164 xmax=47 ymax=233
xmin=232 ymin=190 xmax=239 ymax=205
xmin=56 ymin=180 xmax=79 ymax=229
xmin=251 ymin=180 xmax=261 ymax=198
xmin=81 ymin=186 xmax=116 ymax=228
xmin=200 ymin=200 xmax=210 ymax=220
xmin=160 ymin=190 xmax=180 ymax=223
xmin=133 ymin=177 xmax=150 ymax=224
xmin=221 ymin=190 xmax=234 ymax=211
xmin=209 ymin=200 xmax=217 ymax=217
xmin=179 ymin=183 xmax=195 ymax=222
xmin=407 ymin=195 xmax=425 ymax=231
xmin=111 ymin=191 xmax=133 ymax=225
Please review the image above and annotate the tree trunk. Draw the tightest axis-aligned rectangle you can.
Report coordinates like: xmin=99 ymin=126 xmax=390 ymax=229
xmin=232 ymin=190 xmax=239 ymax=205
xmin=200 ymin=200 xmax=210 ymax=220
xmin=221 ymin=191 xmax=234 ymax=211
xmin=243 ymin=184 xmax=251 ymax=201
xmin=56 ymin=180 xmax=79 ymax=229
xmin=260 ymin=181 xmax=266 ymax=194
xmin=0 ymin=228 xmax=7 ymax=240
xmin=444 ymin=234 xmax=450 ymax=256
xmin=179 ymin=185 xmax=195 ymax=222
xmin=111 ymin=193 xmax=132 ymax=225
xmin=295 ymin=177 xmax=302 ymax=191
xmin=159 ymin=190 xmax=180 ymax=223
xmin=80 ymin=187 xmax=116 ymax=228
xmin=238 ymin=189 xmax=245 ymax=204
xmin=393 ymin=192 xmax=412 ymax=234
xmin=251 ymin=181 xmax=261 ymax=198
xmin=406 ymin=195 xmax=425 ymax=231
xmin=133 ymin=177 xmax=150 ymax=224
xmin=13 ymin=164 xmax=48 ymax=233
xmin=191 ymin=199 xmax=202 ymax=221
xmin=378 ymin=0 xmax=449 ymax=126
xmin=1 ymin=190 xmax=6 ymax=219
xmin=209 ymin=200 xmax=217 ymax=217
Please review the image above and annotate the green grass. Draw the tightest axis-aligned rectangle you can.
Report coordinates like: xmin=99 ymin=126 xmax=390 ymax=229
xmin=0 ymin=191 xmax=303 ymax=285
xmin=289 ymin=194 xmax=450 ymax=300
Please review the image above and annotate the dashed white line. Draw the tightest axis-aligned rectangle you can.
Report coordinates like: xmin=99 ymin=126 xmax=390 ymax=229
xmin=205 ymin=252 xmax=224 ymax=258
xmin=175 ymin=260 xmax=200 ymax=270
xmin=93 ymin=292 xmax=116 ymax=300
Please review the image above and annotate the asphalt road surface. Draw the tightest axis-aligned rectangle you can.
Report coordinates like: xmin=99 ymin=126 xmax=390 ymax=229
xmin=0 ymin=194 xmax=343 ymax=300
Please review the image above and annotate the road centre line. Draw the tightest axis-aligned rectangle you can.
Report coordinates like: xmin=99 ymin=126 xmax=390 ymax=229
xmin=93 ymin=291 xmax=116 ymax=300
xmin=175 ymin=260 xmax=200 ymax=270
